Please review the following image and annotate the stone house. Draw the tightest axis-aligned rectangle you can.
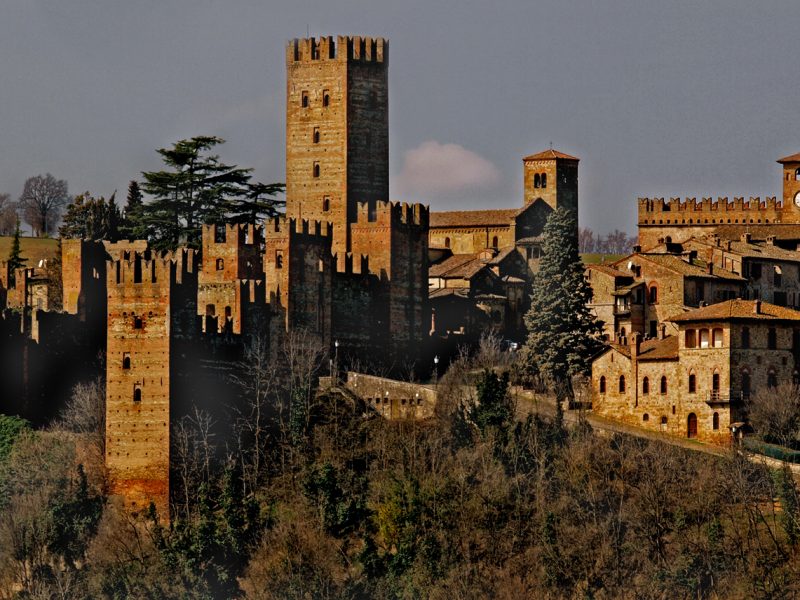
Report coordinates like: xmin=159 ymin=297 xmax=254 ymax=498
xmin=591 ymin=299 xmax=800 ymax=444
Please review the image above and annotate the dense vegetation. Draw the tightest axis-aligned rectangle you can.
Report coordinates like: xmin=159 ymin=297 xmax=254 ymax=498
xmin=2 ymin=348 xmax=800 ymax=599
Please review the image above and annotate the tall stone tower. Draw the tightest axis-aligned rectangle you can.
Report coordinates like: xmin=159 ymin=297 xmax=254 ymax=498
xmin=522 ymin=149 xmax=579 ymax=217
xmin=285 ymin=35 xmax=389 ymax=258
xmin=778 ymin=152 xmax=800 ymax=209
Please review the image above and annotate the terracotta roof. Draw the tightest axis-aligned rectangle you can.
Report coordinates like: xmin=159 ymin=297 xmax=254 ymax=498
xmin=631 ymin=253 xmax=744 ymax=281
xmin=777 ymin=153 xmax=800 ymax=164
xmin=669 ymin=299 xmax=800 ymax=323
xmin=523 ymin=149 xmax=579 ymax=161
xmin=586 ymin=263 xmax=629 ymax=278
xmin=429 ymin=253 xmax=487 ymax=279
xmin=610 ymin=335 xmax=679 ymax=361
xmin=487 ymin=246 xmax=517 ymax=265
xmin=429 ymin=208 xmax=519 ymax=228
xmin=429 ymin=287 xmax=470 ymax=299
xmin=715 ymin=239 xmax=800 ymax=262
xmin=712 ymin=224 xmax=800 ymax=242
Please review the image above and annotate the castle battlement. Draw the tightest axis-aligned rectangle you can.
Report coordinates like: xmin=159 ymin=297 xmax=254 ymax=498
xmin=264 ymin=216 xmax=333 ymax=241
xmin=201 ymin=223 xmax=263 ymax=247
xmin=353 ymin=201 xmax=429 ymax=227
xmin=107 ymin=249 xmax=197 ymax=287
xmin=287 ymin=35 xmax=387 ymax=65
xmin=639 ymin=196 xmax=781 ymax=214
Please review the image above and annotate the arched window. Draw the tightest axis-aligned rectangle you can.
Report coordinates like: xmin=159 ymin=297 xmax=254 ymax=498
xmin=313 ymin=127 xmax=320 ymax=143
xmin=323 ymin=90 xmax=330 ymax=107
xmin=712 ymin=328 xmax=723 ymax=348
xmin=619 ymin=375 xmax=626 ymax=393
xmin=620 ymin=327 xmax=627 ymax=339
xmin=660 ymin=376 xmax=667 ymax=394
xmin=301 ymin=91 xmax=309 ymax=108
xmin=742 ymin=327 xmax=750 ymax=349
xmin=534 ymin=173 xmax=541 ymax=189
xmin=444 ymin=237 xmax=450 ymax=249
xmin=313 ymin=162 xmax=320 ymax=178
xmin=649 ymin=286 xmax=658 ymax=303
xmin=685 ymin=329 xmax=696 ymax=348
xmin=123 ymin=353 xmax=131 ymax=370
xmin=699 ymin=329 xmax=710 ymax=348
xmin=133 ymin=387 xmax=142 ymax=403
xmin=712 ymin=371 xmax=720 ymax=392
xmin=660 ymin=416 xmax=668 ymax=425
xmin=768 ymin=328 xmax=777 ymax=349
xmin=642 ymin=377 xmax=650 ymax=394
xmin=275 ymin=251 xmax=284 ymax=269
xmin=216 ymin=258 xmax=224 ymax=271
xmin=599 ymin=376 xmax=606 ymax=394
xmin=742 ymin=370 xmax=751 ymax=398
xmin=688 ymin=373 xmax=696 ymax=393
xmin=643 ymin=413 xmax=650 ymax=422
xmin=712 ymin=412 xmax=720 ymax=431
xmin=492 ymin=236 xmax=499 ymax=248
xmin=795 ymin=167 xmax=800 ymax=181
xmin=541 ymin=173 xmax=547 ymax=188
xmin=768 ymin=370 xmax=778 ymax=388
xmin=322 ymin=196 xmax=330 ymax=212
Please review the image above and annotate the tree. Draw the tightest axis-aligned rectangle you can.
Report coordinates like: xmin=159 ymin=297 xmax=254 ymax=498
xmin=228 ymin=181 xmax=285 ymax=224
xmin=140 ymin=136 xmax=253 ymax=250
xmin=59 ymin=191 xmax=119 ymax=241
xmin=18 ymin=174 xmax=69 ymax=237
xmin=119 ymin=180 xmax=146 ymax=240
xmin=7 ymin=219 xmax=27 ymax=287
xmin=522 ymin=207 xmax=603 ymax=401
xmin=0 ymin=194 xmax=17 ymax=235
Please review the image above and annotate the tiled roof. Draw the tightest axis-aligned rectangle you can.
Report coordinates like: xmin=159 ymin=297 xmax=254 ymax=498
xmin=712 ymin=224 xmax=800 ymax=242
xmin=632 ymin=253 xmax=744 ymax=281
xmin=587 ymin=263 xmax=629 ymax=278
xmin=487 ymin=246 xmax=517 ymax=265
xmin=777 ymin=152 xmax=800 ymax=164
xmin=698 ymin=238 xmax=800 ymax=262
xmin=429 ymin=208 xmax=520 ymax=228
xmin=669 ymin=299 xmax=800 ymax=323
xmin=429 ymin=287 xmax=471 ymax=299
xmin=610 ymin=335 xmax=679 ymax=361
xmin=523 ymin=149 xmax=579 ymax=161
xmin=429 ymin=253 xmax=487 ymax=279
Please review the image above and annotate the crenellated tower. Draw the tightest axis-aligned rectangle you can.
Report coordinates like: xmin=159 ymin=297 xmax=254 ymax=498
xmin=285 ymin=35 xmax=389 ymax=258
xmin=105 ymin=248 xmax=198 ymax=519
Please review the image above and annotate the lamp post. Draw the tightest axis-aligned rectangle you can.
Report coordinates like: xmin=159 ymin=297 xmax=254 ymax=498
xmin=334 ymin=339 xmax=339 ymax=384
xmin=433 ymin=355 xmax=439 ymax=386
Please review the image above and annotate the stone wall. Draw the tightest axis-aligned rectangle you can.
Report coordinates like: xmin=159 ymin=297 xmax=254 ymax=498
xmin=338 ymin=371 xmax=436 ymax=420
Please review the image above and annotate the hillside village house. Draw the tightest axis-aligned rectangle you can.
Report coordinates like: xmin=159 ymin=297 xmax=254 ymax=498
xmin=591 ymin=299 xmax=800 ymax=443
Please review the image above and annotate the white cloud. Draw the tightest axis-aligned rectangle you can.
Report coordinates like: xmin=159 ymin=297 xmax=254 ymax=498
xmin=396 ymin=141 xmax=501 ymax=197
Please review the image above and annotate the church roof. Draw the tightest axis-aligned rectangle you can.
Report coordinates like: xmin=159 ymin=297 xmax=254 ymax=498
xmin=429 ymin=208 xmax=519 ymax=228
xmin=523 ymin=149 xmax=579 ymax=162
xmin=777 ymin=152 xmax=800 ymax=164
xmin=669 ymin=299 xmax=800 ymax=323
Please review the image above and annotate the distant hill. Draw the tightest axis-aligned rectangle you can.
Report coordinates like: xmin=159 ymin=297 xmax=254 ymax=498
xmin=0 ymin=236 xmax=59 ymax=266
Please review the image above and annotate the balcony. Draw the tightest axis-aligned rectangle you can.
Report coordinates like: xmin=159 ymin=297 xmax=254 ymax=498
xmin=613 ymin=304 xmax=631 ymax=316
xmin=706 ymin=390 xmax=746 ymax=406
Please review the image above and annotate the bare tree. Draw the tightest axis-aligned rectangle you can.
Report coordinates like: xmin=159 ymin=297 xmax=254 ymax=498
xmin=747 ymin=383 xmax=800 ymax=448
xmin=18 ymin=173 xmax=68 ymax=237
xmin=56 ymin=377 xmax=106 ymax=454
xmin=578 ymin=227 xmax=595 ymax=253
xmin=0 ymin=193 xmax=17 ymax=235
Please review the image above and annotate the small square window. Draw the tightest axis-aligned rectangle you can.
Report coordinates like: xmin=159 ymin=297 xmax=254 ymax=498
xmin=133 ymin=316 xmax=143 ymax=330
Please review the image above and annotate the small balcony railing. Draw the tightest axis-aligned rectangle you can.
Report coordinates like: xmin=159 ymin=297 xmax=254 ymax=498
xmin=613 ymin=305 xmax=631 ymax=315
xmin=706 ymin=390 xmax=746 ymax=405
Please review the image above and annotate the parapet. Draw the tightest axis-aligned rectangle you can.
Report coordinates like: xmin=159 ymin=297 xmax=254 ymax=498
xmin=264 ymin=216 xmax=333 ymax=243
xmin=107 ymin=248 xmax=197 ymax=287
xmin=286 ymin=35 xmax=388 ymax=65
xmin=638 ymin=196 xmax=783 ymax=223
xmin=353 ymin=201 xmax=429 ymax=228
xmin=201 ymin=223 xmax=263 ymax=248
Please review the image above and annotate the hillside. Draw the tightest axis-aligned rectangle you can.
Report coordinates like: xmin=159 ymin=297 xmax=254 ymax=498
xmin=0 ymin=236 xmax=59 ymax=266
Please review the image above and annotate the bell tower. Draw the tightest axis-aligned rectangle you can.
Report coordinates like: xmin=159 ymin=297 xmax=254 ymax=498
xmin=778 ymin=153 xmax=800 ymax=210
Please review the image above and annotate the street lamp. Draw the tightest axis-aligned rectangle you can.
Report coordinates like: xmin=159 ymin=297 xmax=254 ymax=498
xmin=334 ymin=339 xmax=339 ymax=384
xmin=433 ymin=355 xmax=439 ymax=386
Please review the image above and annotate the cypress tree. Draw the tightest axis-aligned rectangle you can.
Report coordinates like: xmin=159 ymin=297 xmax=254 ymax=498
xmin=7 ymin=219 xmax=27 ymax=287
xmin=522 ymin=207 xmax=602 ymax=402
xmin=120 ymin=180 xmax=146 ymax=240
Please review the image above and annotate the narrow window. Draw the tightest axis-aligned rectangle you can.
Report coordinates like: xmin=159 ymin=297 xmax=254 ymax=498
xmin=225 ymin=306 xmax=232 ymax=319
xmin=768 ymin=327 xmax=777 ymax=350
xmin=775 ymin=266 xmax=782 ymax=288
xmin=313 ymin=127 xmax=320 ymax=144
xmin=712 ymin=372 xmax=720 ymax=392
xmin=768 ymin=370 xmax=778 ymax=388
xmin=742 ymin=327 xmax=750 ymax=349
xmin=712 ymin=328 xmax=723 ymax=348
xmin=322 ymin=90 xmax=330 ymax=107
xmin=444 ymin=237 xmax=450 ymax=249
xmin=133 ymin=387 xmax=142 ymax=403
xmin=685 ymin=329 xmax=696 ymax=348
xmin=214 ymin=223 xmax=226 ymax=243
xmin=322 ymin=196 xmax=330 ymax=212
xmin=275 ymin=250 xmax=284 ymax=269
xmin=534 ymin=173 xmax=541 ymax=189
xmin=301 ymin=91 xmax=309 ymax=108
xmin=599 ymin=376 xmax=606 ymax=393
xmin=699 ymin=329 xmax=710 ymax=348
xmin=796 ymin=167 xmax=800 ymax=181
xmin=216 ymin=258 xmax=224 ymax=271
xmin=133 ymin=260 xmax=142 ymax=283
xmin=620 ymin=327 xmax=627 ymax=339
xmin=492 ymin=236 xmax=499 ymax=248
xmin=619 ymin=375 xmax=626 ymax=393
xmin=660 ymin=416 xmax=667 ymax=425
xmin=742 ymin=370 xmax=751 ymax=397
xmin=688 ymin=373 xmax=696 ymax=393
xmin=313 ymin=162 xmax=320 ymax=178
xmin=649 ymin=286 xmax=658 ymax=304
xmin=642 ymin=377 xmax=650 ymax=395
xmin=660 ymin=376 xmax=667 ymax=395
xmin=133 ymin=316 xmax=143 ymax=330
xmin=123 ymin=353 xmax=131 ymax=370
xmin=713 ymin=412 xmax=720 ymax=430
xmin=541 ymin=172 xmax=547 ymax=188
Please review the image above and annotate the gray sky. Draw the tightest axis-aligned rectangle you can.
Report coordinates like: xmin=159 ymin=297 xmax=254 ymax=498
xmin=2 ymin=0 xmax=799 ymax=235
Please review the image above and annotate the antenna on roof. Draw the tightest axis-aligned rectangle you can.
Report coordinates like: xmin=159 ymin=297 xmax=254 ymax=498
xmin=549 ymin=141 xmax=553 ymax=150
xmin=307 ymin=24 xmax=309 ymax=37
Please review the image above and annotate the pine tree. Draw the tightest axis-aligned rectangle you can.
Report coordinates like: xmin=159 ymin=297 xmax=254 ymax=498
xmin=522 ymin=207 xmax=602 ymax=402
xmin=7 ymin=219 xmax=27 ymax=287
xmin=120 ymin=180 xmax=146 ymax=240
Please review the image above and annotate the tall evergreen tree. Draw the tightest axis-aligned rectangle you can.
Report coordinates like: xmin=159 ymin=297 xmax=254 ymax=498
xmin=120 ymin=180 xmax=146 ymax=240
xmin=7 ymin=219 xmax=27 ymax=287
xmin=522 ymin=207 xmax=602 ymax=402
xmin=59 ymin=192 xmax=118 ymax=241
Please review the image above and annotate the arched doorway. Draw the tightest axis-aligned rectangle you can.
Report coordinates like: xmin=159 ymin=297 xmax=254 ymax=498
xmin=687 ymin=413 xmax=698 ymax=439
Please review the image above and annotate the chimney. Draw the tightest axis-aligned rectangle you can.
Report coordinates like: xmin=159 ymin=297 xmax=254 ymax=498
xmin=754 ymin=299 xmax=761 ymax=314
xmin=632 ymin=245 xmax=641 ymax=253
xmin=630 ymin=332 xmax=641 ymax=360
xmin=659 ymin=324 xmax=666 ymax=340
xmin=741 ymin=232 xmax=751 ymax=244
xmin=687 ymin=250 xmax=698 ymax=263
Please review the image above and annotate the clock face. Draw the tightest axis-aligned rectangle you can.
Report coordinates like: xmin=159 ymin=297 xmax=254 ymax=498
xmin=795 ymin=191 xmax=800 ymax=208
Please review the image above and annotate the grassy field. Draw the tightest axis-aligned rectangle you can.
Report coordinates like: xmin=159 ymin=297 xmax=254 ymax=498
xmin=581 ymin=253 xmax=624 ymax=265
xmin=0 ymin=236 xmax=59 ymax=266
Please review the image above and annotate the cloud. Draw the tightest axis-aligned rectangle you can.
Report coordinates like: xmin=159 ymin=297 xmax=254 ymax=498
xmin=396 ymin=141 xmax=501 ymax=197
